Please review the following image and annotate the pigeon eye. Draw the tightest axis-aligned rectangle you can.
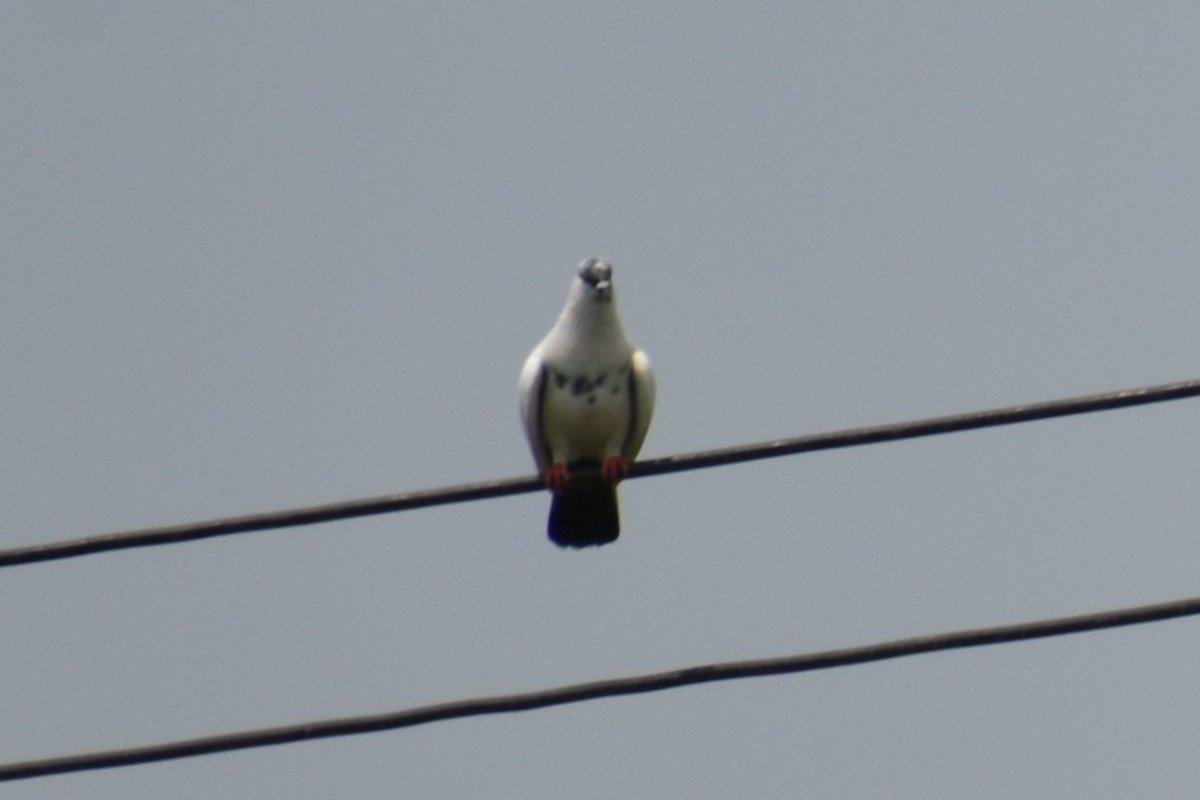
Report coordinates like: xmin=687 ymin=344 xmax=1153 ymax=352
xmin=578 ymin=258 xmax=607 ymax=286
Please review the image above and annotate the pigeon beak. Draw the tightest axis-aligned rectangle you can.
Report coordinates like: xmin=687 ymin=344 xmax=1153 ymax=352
xmin=594 ymin=280 xmax=612 ymax=300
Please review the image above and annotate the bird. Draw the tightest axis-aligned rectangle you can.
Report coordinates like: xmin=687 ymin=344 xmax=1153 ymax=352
xmin=519 ymin=258 xmax=655 ymax=547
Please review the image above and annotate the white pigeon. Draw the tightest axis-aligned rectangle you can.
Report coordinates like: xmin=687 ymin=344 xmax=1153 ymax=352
xmin=519 ymin=258 xmax=656 ymax=547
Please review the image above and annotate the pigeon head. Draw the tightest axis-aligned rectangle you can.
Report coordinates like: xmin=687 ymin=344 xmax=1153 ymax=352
xmin=577 ymin=258 xmax=614 ymax=302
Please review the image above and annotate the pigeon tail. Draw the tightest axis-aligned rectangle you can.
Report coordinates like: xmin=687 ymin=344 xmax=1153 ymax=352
xmin=547 ymin=462 xmax=619 ymax=547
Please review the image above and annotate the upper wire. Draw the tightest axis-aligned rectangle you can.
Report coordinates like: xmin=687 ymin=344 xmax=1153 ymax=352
xmin=2 ymin=376 xmax=1198 ymax=568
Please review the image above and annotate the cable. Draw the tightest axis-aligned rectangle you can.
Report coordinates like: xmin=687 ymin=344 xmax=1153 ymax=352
xmin=3 ymin=593 xmax=1198 ymax=782
xmin=2 ymin=376 xmax=1198 ymax=568
xmin=0 ymin=475 xmax=544 ymax=568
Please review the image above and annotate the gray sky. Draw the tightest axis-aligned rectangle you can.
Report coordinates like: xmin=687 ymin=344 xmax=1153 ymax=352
xmin=4 ymin=3 xmax=1200 ymax=797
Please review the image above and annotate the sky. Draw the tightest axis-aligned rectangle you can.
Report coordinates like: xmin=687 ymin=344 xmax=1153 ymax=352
xmin=4 ymin=2 xmax=1200 ymax=797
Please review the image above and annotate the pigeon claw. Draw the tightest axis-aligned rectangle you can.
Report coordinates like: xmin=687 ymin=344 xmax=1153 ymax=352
xmin=601 ymin=456 xmax=629 ymax=485
xmin=545 ymin=463 xmax=570 ymax=493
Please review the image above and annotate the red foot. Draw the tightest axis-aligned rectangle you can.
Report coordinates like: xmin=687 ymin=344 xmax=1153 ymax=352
xmin=601 ymin=456 xmax=629 ymax=485
xmin=545 ymin=463 xmax=569 ymax=493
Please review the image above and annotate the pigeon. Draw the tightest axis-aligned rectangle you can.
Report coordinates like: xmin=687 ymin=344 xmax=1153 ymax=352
xmin=519 ymin=258 xmax=655 ymax=547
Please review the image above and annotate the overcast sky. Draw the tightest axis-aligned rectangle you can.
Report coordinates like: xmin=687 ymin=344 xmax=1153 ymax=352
xmin=4 ymin=3 xmax=1200 ymax=797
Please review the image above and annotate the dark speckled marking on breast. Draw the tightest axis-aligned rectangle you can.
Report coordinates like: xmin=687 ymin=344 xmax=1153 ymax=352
xmin=552 ymin=367 xmax=625 ymax=405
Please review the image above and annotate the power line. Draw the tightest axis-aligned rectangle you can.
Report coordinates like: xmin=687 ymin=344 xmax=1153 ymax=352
xmin=0 ymin=474 xmax=544 ymax=568
xmin=3 ymin=593 xmax=1198 ymax=783
xmin=2 ymin=376 xmax=1198 ymax=569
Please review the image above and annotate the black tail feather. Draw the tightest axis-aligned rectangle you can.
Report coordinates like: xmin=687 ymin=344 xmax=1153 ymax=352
xmin=548 ymin=470 xmax=619 ymax=548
